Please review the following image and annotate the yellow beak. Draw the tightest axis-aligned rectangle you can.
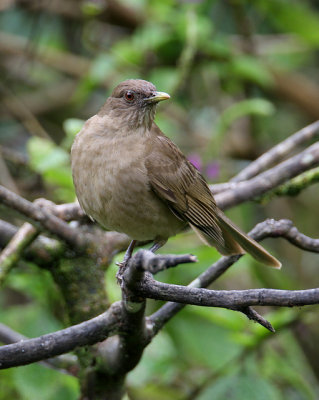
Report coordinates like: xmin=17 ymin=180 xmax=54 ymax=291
xmin=144 ymin=91 xmax=171 ymax=103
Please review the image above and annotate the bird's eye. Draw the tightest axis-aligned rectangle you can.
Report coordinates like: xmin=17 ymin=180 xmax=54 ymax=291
xmin=124 ymin=91 xmax=135 ymax=102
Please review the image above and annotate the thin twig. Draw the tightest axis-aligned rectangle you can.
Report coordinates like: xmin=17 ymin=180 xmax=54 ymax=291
xmin=231 ymin=120 xmax=319 ymax=182
xmin=237 ymin=306 xmax=275 ymax=332
xmin=215 ymin=142 xmax=319 ymax=210
xmin=127 ymin=250 xmax=197 ymax=275
xmin=0 ymin=82 xmax=52 ymax=140
xmin=0 ymin=222 xmax=39 ymax=284
xmin=0 ymin=151 xmax=19 ymax=193
xmin=0 ymin=220 xmax=65 ymax=267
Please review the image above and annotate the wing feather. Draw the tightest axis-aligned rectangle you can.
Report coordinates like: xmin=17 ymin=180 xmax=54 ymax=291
xmin=144 ymin=124 xmax=281 ymax=267
xmin=145 ymin=125 xmax=232 ymax=252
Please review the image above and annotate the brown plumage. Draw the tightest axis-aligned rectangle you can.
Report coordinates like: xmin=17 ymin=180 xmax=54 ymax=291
xmin=71 ymin=79 xmax=281 ymax=268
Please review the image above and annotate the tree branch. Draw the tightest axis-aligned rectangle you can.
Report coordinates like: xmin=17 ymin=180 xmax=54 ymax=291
xmin=0 ymin=185 xmax=91 ymax=250
xmin=266 ymin=167 xmax=319 ymax=199
xmin=126 ymin=250 xmax=197 ymax=275
xmin=0 ymin=323 xmax=78 ymax=374
xmin=0 ymin=302 xmax=122 ymax=369
xmin=149 ymin=218 xmax=319 ymax=334
xmin=0 ymin=219 xmax=318 ymax=369
xmin=231 ymin=120 xmax=319 ymax=182
xmin=0 ymin=222 xmax=39 ymax=283
xmin=238 ymin=307 xmax=275 ymax=333
xmin=0 ymin=219 xmax=66 ymax=267
xmin=215 ymin=142 xmax=319 ymax=210
xmin=136 ymin=276 xmax=319 ymax=308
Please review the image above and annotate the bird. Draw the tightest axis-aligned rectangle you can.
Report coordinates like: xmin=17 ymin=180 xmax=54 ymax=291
xmin=71 ymin=79 xmax=281 ymax=269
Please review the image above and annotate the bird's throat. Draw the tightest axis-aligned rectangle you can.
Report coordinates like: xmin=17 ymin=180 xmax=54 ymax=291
xmin=129 ymin=105 xmax=156 ymax=130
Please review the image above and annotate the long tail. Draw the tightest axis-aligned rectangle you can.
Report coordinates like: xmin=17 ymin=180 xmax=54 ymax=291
xmin=191 ymin=211 xmax=281 ymax=269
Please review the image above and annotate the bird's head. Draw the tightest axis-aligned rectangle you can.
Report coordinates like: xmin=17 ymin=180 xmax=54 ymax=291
xmin=101 ymin=79 xmax=170 ymax=130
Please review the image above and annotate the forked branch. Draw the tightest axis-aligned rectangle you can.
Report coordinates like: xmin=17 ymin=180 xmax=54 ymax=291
xmin=0 ymin=219 xmax=318 ymax=369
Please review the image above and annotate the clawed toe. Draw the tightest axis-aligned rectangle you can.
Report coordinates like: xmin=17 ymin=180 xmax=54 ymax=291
xmin=116 ymin=261 xmax=126 ymax=268
xmin=116 ymin=260 xmax=128 ymax=285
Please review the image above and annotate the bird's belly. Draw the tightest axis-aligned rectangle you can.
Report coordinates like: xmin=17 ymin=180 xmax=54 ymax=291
xmin=72 ymin=135 xmax=185 ymax=241
xmin=102 ymin=185 xmax=184 ymax=240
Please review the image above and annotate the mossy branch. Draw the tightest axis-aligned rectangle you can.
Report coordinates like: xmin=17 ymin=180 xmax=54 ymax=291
xmin=259 ymin=166 xmax=319 ymax=203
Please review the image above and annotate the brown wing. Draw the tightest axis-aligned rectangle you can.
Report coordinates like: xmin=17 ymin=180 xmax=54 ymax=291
xmin=145 ymin=125 xmax=242 ymax=254
xmin=145 ymin=124 xmax=281 ymax=268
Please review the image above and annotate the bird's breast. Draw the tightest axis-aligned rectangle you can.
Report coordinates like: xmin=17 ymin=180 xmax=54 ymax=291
xmin=71 ymin=128 xmax=184 ymax=241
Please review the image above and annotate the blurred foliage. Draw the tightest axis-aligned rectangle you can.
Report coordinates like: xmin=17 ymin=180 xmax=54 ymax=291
xmin=1 ymin=0 xmax=319 ymax=399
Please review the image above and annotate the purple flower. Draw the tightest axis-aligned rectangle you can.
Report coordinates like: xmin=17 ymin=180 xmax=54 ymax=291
xmin=206 ymin=162 xmax=219 ymax=180
xmin=188 ymin=153 xmax=202 ymax=171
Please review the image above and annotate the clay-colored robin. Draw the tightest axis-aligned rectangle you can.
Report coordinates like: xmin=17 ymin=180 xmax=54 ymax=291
xmin=71 ymin=79 xmax=281 ymax=268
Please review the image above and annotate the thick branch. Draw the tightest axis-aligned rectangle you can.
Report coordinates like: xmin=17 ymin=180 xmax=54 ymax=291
xmin=129 ymin=252 xmax=275 ymax=331
xmin=0 ymin=218 xmax=318 ymax=369
xmin=0 ymin=323 xmax=78 ymax=373
xmin=136 ymin=278 xmax=319 ymax=308
xmin=0 ymin=302 xmax=122 ymax=369
xmin=102 ymin=274 xmax=148 ymax=375
xmin=0 ymin=185 xmax=91 ymax=250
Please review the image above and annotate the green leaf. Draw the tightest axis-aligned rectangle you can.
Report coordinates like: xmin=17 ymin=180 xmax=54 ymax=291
xmin=166 ymin=310 xmax=240 ymax=370
xmin=189 ymin=306 xmax=247 ymax=331
xmin=230 ymin=56 xmax=274 ymax=87
xmin=81 ymin=1 xmax=105 ymax=16
xmin=198 ymin=372 xmax=282 ymax=400
xmin=63 ymin=118 xmax=85 ymax=140
xmin=13 ymin=364 xmax=79 ymax=400
xmin=217 ymin=98 xmax=275 ymax=136
xmin=262 ymin=330 xmax=319 ymax=398
xmin=148 ymin=68 xmax=179 ymax=94
xmin=112 ymin=40 xmax=144 ymax=66
xmin=128 ymin=331 xmax=178 ymax=387
xmin=257 ymin=0 xmax=319 ymax=46
xmin=89 ymin=54 xmax=116 ymax=84
xmin=27 ymin=137 xmax=74 ymax=202
xmin=28 ymin=138 xmax=69 ymax=173
xmin=44 ymin=167 xmax=73 ymax=187
xmin=134 ymin=23 xmax=172 ymax=52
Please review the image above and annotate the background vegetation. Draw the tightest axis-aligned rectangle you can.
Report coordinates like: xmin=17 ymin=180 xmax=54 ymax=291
xmin=0 ymin=0 xmax=319 ymax=399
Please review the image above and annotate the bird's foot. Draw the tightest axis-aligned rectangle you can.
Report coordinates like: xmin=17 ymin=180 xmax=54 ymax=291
xmin=116 ymin=240 xmax=137 ymax=285
xmin=116 ymin=260 xmax=128 ymax=286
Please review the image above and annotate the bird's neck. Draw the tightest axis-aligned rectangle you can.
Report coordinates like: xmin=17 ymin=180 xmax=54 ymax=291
xmin=98 ymin=102 xmax=156 ymax=132
xmin=86 ymin=113 xmax=154 ymax=140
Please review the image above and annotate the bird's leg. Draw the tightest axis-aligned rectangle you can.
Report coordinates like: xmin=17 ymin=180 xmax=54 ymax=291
xmin=116 ymin=240 xmax=136 ymax=283
xmin=149 ymin=239 xmax=167 ymax=253
xmin=123 ymin=239 xmax=137 ymax=263
xmin=117 ymin=240 xmax=136 ymax=267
